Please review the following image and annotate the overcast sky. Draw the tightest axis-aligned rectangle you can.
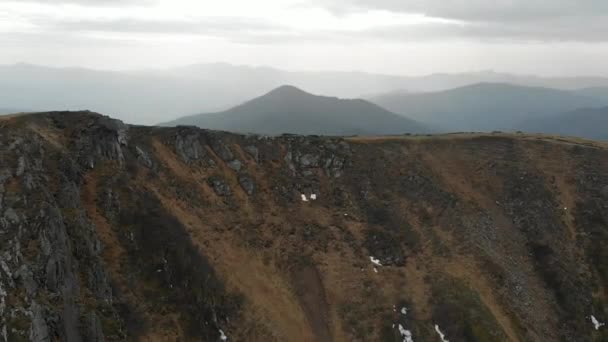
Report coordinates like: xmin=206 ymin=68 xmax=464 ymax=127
xmin=1 ymin=0 xmax=607 ymax=76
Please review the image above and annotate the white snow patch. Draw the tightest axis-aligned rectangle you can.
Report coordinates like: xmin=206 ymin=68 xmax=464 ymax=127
xmin=435 ymin=324 xmax=448 ymax=342
xmin=373 ymin=267 xmax=378 ymax=273
xmin=301 ymin=194 xmax=309 ymax=202
xmin=401 ymin=307 xmax=408 ymax=315
xmin=398 ymin=324 xmax=414 ymax=342
xmin=370 ymin=256 xmax=382 ymax=266
xmin=219 ymin=329 xmax=228 ymax=340
xmin=591 ymin=315 xmax=605 ymax=330
xmin=310 ymin=194 xmax=317 ymax=200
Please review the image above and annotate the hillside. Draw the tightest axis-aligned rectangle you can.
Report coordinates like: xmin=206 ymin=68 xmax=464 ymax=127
xmin=520 ymin=107 xmax=608 ymax=140
xmin=164 ymin=85 xmax=428 ymax=136
xmin=370 ymin=83 xmax=606 ymax=132
xmin=0 ymin=111 xmax=606 ymax=341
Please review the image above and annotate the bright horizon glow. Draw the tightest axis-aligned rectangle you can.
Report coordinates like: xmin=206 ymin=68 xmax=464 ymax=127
xmin=1 ymin=0 xmax=608 ymax=77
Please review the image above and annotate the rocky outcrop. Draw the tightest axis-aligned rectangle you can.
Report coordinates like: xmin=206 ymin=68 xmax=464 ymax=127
xmin=0 ymin=111 xmax=606 ymax=342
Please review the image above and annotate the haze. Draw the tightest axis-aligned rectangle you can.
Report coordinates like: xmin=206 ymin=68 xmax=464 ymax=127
xmin=2 ymin=0 xmax=608 ymax=76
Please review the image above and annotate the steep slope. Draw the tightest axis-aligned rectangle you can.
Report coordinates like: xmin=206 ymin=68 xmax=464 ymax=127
xmin=370 ymin=83 xmax=606 ymax=132
xmin=164 ymin=85 xmax=428 ymax=136
xmin=519 ymin=107 xmax=608 ymax=140
xmin=1 ymin=111 xmax=607 ymax=341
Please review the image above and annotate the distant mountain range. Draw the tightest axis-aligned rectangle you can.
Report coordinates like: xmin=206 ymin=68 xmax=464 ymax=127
xmin=369 ymin=83 xmax=606 ymax=132
xmin=163 ymin=85 xmax=427 ymax=136
xmin=3 ymin=63 xmax=608 ymax=125
xmin=0 ymin=108 xmax=27 ymax=115
xmin=518 ymin=107 xmax=608 ymax=140
xmin=576 ymin=87 xmax=608 ymax=102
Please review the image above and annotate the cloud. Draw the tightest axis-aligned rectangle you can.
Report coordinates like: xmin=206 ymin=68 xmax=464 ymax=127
xmin=0 ymin=0 xmax=153 ymax=5
xmin=50 ymin=17 xmax=282 ymax=35
xmin=325 ymin=0 xmax=608 ymax=22
xmin=320 ymin=0 xmax=608 ymax=42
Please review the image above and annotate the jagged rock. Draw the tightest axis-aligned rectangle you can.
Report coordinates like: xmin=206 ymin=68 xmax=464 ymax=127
xmin=244 ymin=145 xmax=259 ymax=163
xmin=228 ymin=159 xmax=242 ymax=172
xmin=238 ymin=175 xmax=255 ymax=196
xmin=41 ymin=208 xmax=71 ymax=293
xmin=601 ymin=185 xmax=608 ymax=199
xmin=86 ymin=312 xmax=105 ymax=342
xmin=3 ymin=208 xmax=19 ymax=224
xmin=87 ymin=263 xmax=112 ymax=302
xmin=29 ymin=302 xmax=50 ymax=342
xmin=136 ymin=146 xmax=153 ymax=168
xmin=14 ymin=265 xmax=38 ymax=297
xmin=208 ymin=177 xmax=231 ymax=196
xmin=284 ymin=152 xmax=296 ymax=174
xmin=209 ymin=137 xmax=234 ymax=162
xmin=299 ymin=154 xmax=319 ymax=168
xmin=15 ymin=156 xmax=26 ymax=176
xmin=98 ymin=116 xmax=128 ymax=147
xmin=175 ymin=133 xmax=205 ymax=163
xmin=62 ymin=283 xmax=83 ymax=342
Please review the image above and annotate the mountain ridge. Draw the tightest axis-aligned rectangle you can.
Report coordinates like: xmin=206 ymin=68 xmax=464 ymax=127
xmin=4 ymin=63 xmax=608 ymax=125
xmin=0 ymin=110 xmax=606 ymax=341
xmin=369 ymin=82 xmax=606 ymax=132
xmin=164 ymin=85 xmax=428 ymax=136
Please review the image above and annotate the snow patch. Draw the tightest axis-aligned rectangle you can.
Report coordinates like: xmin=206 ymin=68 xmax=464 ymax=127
xmin=310 ymin=194 xmax=317 ymax=200
xmin=219 ymin=329 xmax=228 ymax=341
xmin=301 ymin=194 xmax=308 ymax=202
xmin=435 ymin=324 xmax=448 ymax=342
xmin=591 ymin=315 xmax=605 ymax=330
xmin=373 ymin=267 xmax=378 ymax=273
xmin=401 ymin=307 xmax=408 ymax=316
xmin=370 ymin=256 xmax=382 ymax=266
xmin=398 ymin=324 xmax=414 ymax=342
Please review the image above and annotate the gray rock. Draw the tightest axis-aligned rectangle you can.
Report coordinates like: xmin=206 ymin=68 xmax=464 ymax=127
xmin=98 ymin=116 xmax=128 ymax=147
xmin=299 ymin=154 xmax=319 ymax=168
xmin=175 ymin=133 xmax=204 ymax=163
xmin=135 ymin=146 xmax=153 ymax=168
xmin=238 ymin=175 xmax=255 ymax=196
xmin=87 ymin=263 xmax=112 ymax=302
xmin=208 ymin=177 xmax=231 ymax=196
xmin=227 ymin=160 xmax=242 ymax=172
xmin=3 ymin=208 xmax=19 ymax=224
xmin=14 ymin=265 xmax=38 ymax=297
xmin=62 ymin=283 xmax=83 ymax=342
xmin=601 ymin=185 xmax=608 ymax=199
xmin=209 ymin=138 xmax=234 ymax=162
xmin=244 ymin=145 xmax=259 ymax=163
xmin=15 ymin=156 xmax=26 ymax=176
xmin=86 ymin=312 xmax=105 ymax=342
xmin=30 ymin=302 xmax=50 ymax=342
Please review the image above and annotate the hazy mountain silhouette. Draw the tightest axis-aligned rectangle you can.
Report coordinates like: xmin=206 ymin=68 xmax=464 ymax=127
xmin=3 ymin=63 xmax=608 ymax=125
xmin=0 ymin=108 xmax=28 ymax=115
xmin=576 ymin=87 xmax=608 ymax=102
xmin=518 ymin=107 xmax=608 ymax=140
xmin=163 ymin=85 xmax=428 ymax=136
xmin=370 ymin=83 xmax=606 ymax=132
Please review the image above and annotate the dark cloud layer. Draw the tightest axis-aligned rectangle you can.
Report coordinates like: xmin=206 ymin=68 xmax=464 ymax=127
xmin=328 ymin=0 xmax=608 ymax=22
xmin=322 ymin=0 xmax=608 ymax=42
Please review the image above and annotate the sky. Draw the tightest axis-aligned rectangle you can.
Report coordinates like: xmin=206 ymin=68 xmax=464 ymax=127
xmin=1 ymin=0 xmax=608 ymax=76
